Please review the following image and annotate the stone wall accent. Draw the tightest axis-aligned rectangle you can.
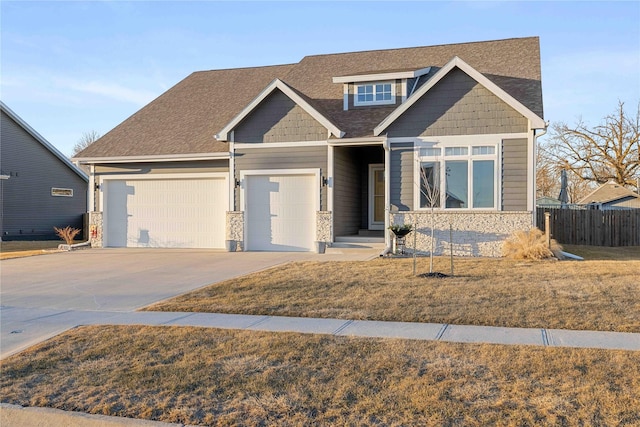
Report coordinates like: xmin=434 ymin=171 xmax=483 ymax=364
xmin=316 ymin=211 xmax=332 ymax=242
xmin=88 ymin=211 xmax=103 ymax=248
xmin=389 ymin=211 xmax=533 ymax=257
xmin=226 ymin=211 xmax=244 ymax=251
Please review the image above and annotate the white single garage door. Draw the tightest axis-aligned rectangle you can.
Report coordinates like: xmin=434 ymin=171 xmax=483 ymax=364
xmin=245 ymin=174 xmax=317 ymax=251
xmin=104 ymin=177 xmax=227 ymax=248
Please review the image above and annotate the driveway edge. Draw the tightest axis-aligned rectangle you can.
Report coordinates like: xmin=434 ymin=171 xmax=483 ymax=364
xmin=0 ymin=403 xmax=192 ymax=427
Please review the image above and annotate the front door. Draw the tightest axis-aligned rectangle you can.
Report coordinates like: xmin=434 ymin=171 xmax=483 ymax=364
xmin=368 ymin=164 xmax=385 ymax=230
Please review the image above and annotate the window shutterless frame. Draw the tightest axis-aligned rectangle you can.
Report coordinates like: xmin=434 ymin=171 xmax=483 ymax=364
xmin=415 ymin=141 xmax=499 ymax=210
xmin=354 ymin=81 xmax=396 ymax=106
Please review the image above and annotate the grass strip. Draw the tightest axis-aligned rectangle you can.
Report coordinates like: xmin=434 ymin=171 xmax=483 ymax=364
xmin=2 ymin=325 xmax=639 ymax=426
xmin=144 ymin=257 xmax=640 ymax=333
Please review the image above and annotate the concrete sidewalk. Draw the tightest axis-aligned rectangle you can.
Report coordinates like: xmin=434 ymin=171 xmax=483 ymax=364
xmin=3 ymin=308 xmax=639 ymax=358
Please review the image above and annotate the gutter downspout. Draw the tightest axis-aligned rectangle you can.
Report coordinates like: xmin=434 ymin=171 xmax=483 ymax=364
xmin=532 ymin=122 xmax=549 ymax=227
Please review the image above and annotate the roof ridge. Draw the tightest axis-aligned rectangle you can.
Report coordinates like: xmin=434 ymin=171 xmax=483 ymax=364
xmin=191 ymin=62 xmax=298 ymax=75
xmin=296 ymin=36 xmax=540 ymax=61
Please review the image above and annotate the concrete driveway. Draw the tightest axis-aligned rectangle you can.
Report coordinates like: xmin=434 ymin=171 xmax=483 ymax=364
xmin=1 ymin=247 xmax=378 ymax=359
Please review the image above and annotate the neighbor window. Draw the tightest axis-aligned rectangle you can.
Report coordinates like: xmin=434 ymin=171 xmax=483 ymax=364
xmin=51 ymin=187 xmax=73 ymax=197
xmin=354 ymin=82 xmax=395 ymax=106
xmin=416 ymin=144 xmax=497 ymax=210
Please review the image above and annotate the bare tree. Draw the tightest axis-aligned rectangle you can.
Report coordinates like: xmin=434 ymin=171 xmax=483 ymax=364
xmin=537 ymin=141 xmax=595 ymax=202
xmin=72 ymin=130 xmax=101 ymax=156
xmin=536 ymin=141 xmax=560 ymax=199
xmin=418 ymin=159 xmax=440 ymax=274
xmin=546 ymin=101 xmax=639 ymax=192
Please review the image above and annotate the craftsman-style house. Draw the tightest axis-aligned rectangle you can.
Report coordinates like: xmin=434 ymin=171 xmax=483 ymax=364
xmin=75 ymin=37 xmax=546 ymax=256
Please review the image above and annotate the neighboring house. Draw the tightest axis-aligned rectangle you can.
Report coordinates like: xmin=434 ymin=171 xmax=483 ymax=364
xmin=75 ymin=37 xmax=546 ymax=256
xmin=536 ymin=196 xmax=561 ymax=207
xmin=1 ymin=102 xmax=88 ymax=240
xmin=577 ymin=182 xmax=640 ymax=210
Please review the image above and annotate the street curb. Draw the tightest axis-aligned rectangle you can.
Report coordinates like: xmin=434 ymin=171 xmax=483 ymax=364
xmin=0 ymin=403 xmax=194 ymax=427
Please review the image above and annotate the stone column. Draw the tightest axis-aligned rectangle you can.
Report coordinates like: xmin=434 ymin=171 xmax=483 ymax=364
xmin=226 ymin=211 xmax=244 ymax=251
xmin=88 ymin=211 xmax=103 ymax=248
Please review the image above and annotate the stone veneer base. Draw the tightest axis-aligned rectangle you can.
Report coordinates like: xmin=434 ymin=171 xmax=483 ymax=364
xmin=389 ymin=211 xmax=533 ymax=257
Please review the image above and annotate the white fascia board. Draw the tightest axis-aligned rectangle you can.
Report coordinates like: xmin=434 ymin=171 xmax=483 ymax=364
xmin=327 ymin=136 xmax=386 ymax=146
xmin=74 ymin=152 xmax=231 ymax=164
xmin=374 ymin=57 xmax=546 ymax=136
xmin=216 ymin=79 xmax=344 ymax=141
xmin=332 ymin=67 xmax=432 ymax=84
xmin=1 ymin=101 xmax=88 ymax=181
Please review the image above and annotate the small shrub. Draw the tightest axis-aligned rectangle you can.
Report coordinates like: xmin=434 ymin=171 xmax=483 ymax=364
xmin=54 ymin=226 xmax=81 ymax=245
xmin=502 ymin=228 xmax=563 ymax=260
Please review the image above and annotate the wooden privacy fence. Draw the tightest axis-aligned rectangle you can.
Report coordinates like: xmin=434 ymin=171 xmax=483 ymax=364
xmin=536 ymin=207 xmax=640 ymax=247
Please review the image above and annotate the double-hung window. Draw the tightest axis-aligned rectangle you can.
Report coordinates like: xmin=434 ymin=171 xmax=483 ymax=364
xmin=417 ymin=143 xmax=497 ymax=210
xmin=354 ymin=82 xmax=395 ymax=106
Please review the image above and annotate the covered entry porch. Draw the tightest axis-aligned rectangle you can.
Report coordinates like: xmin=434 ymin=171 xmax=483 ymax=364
xmin=330 ymin=142 xmax=386 ymax=243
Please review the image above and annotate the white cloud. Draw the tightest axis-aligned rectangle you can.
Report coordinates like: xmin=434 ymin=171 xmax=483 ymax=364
xmin=61 ymin=79 xmax=158 ymax=106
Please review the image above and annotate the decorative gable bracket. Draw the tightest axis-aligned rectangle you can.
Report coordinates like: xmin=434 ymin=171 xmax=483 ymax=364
xmin=373 ymin=56 xmax=546 ymax=136
xmin=215 ymin=79 xmax=344 ymax=142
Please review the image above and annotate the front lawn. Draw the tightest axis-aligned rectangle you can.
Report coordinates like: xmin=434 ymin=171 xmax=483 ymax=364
xmin=0 ymin=241 xmax=63 ymax=260
xmin=2 ymin=325 xmax=638 ymax=426
xmin=145 ymin=257 xmax=640 ymax=333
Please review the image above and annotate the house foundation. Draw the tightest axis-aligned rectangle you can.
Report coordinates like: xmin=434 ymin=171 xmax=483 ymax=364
xmin=389 ymin=211 xmax=533 ymax=257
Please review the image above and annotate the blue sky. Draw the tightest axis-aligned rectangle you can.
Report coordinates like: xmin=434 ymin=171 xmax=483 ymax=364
xmin=1 ymin=1 xmax=639 ymax=157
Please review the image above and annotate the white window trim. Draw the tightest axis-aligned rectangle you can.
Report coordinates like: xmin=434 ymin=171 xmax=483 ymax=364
xmin=354 ymin=81 xmax=396 ymax=106
xmin=414 ymin=140 xmax=500 ymax=211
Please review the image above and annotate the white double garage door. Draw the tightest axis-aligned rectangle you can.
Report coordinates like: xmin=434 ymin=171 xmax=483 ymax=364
xmin=103 ymin=172 xmax=318 ymax=251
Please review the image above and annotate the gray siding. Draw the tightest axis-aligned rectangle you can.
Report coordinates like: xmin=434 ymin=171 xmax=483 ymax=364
xmin=234 ymin=146 xmax=328 ymax=210
xmin=234 ymin=90 xmax=327 ymax=143
xmin=333 ymin=147 xmax=360 ymax=236
xmin=502 ymin=138 xmax=528 ymax=211
xmin=1 ymin=110 xmax=88 ymax=239
xmin=390 ymin=143 xmax=414 ymax=211
xmin=386 ymin=68 xmax=529 ymax=137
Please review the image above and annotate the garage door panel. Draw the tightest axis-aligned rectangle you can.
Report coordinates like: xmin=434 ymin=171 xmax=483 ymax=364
xmin=105 ymin=177 xmax=226 ymax=249
xmin=245 ymin=174 xmax=316 ymax=252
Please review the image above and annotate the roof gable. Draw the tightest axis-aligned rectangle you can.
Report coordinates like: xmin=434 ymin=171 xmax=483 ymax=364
xmin=74 ymin=37 xmax=544 ymax=159
xmin=374 ymin=56 xmax=546 ymax=136
xmin=578 ymin=182 xmax=640 ymax=205
xmin=1 ymin=101 xmax=88 ymax=181
xmin=216 ymin=79 xmax=343 ymax=141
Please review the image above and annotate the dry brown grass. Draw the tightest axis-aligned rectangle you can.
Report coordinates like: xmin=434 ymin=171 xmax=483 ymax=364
xmin=502 ymin=228 xmax=563 ymax=260
xmin=145 ymin=257 xmax=640 ymax=333
xmin=563 ymin=245 xmax=640 ymax=260
xmin=2 ymin=325 xmax=638 ymax=426
xmin=0 ymin=241 xmax=62 ymax=260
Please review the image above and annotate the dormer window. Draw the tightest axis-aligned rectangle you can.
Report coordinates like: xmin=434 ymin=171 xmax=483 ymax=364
xmin=333 ymin=66 xmax=431 ymax=110
xmin=354 ymin=83 xmax=396 ymax=106
xmin=354 ymin=82 xmax=395 ymax=106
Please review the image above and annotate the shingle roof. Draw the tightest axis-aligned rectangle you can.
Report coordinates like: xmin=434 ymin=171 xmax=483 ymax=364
xmin=77 ymin=37 xmax=543 ymax=158
xmin=577 ymin=182 xmax=640 ymax=207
